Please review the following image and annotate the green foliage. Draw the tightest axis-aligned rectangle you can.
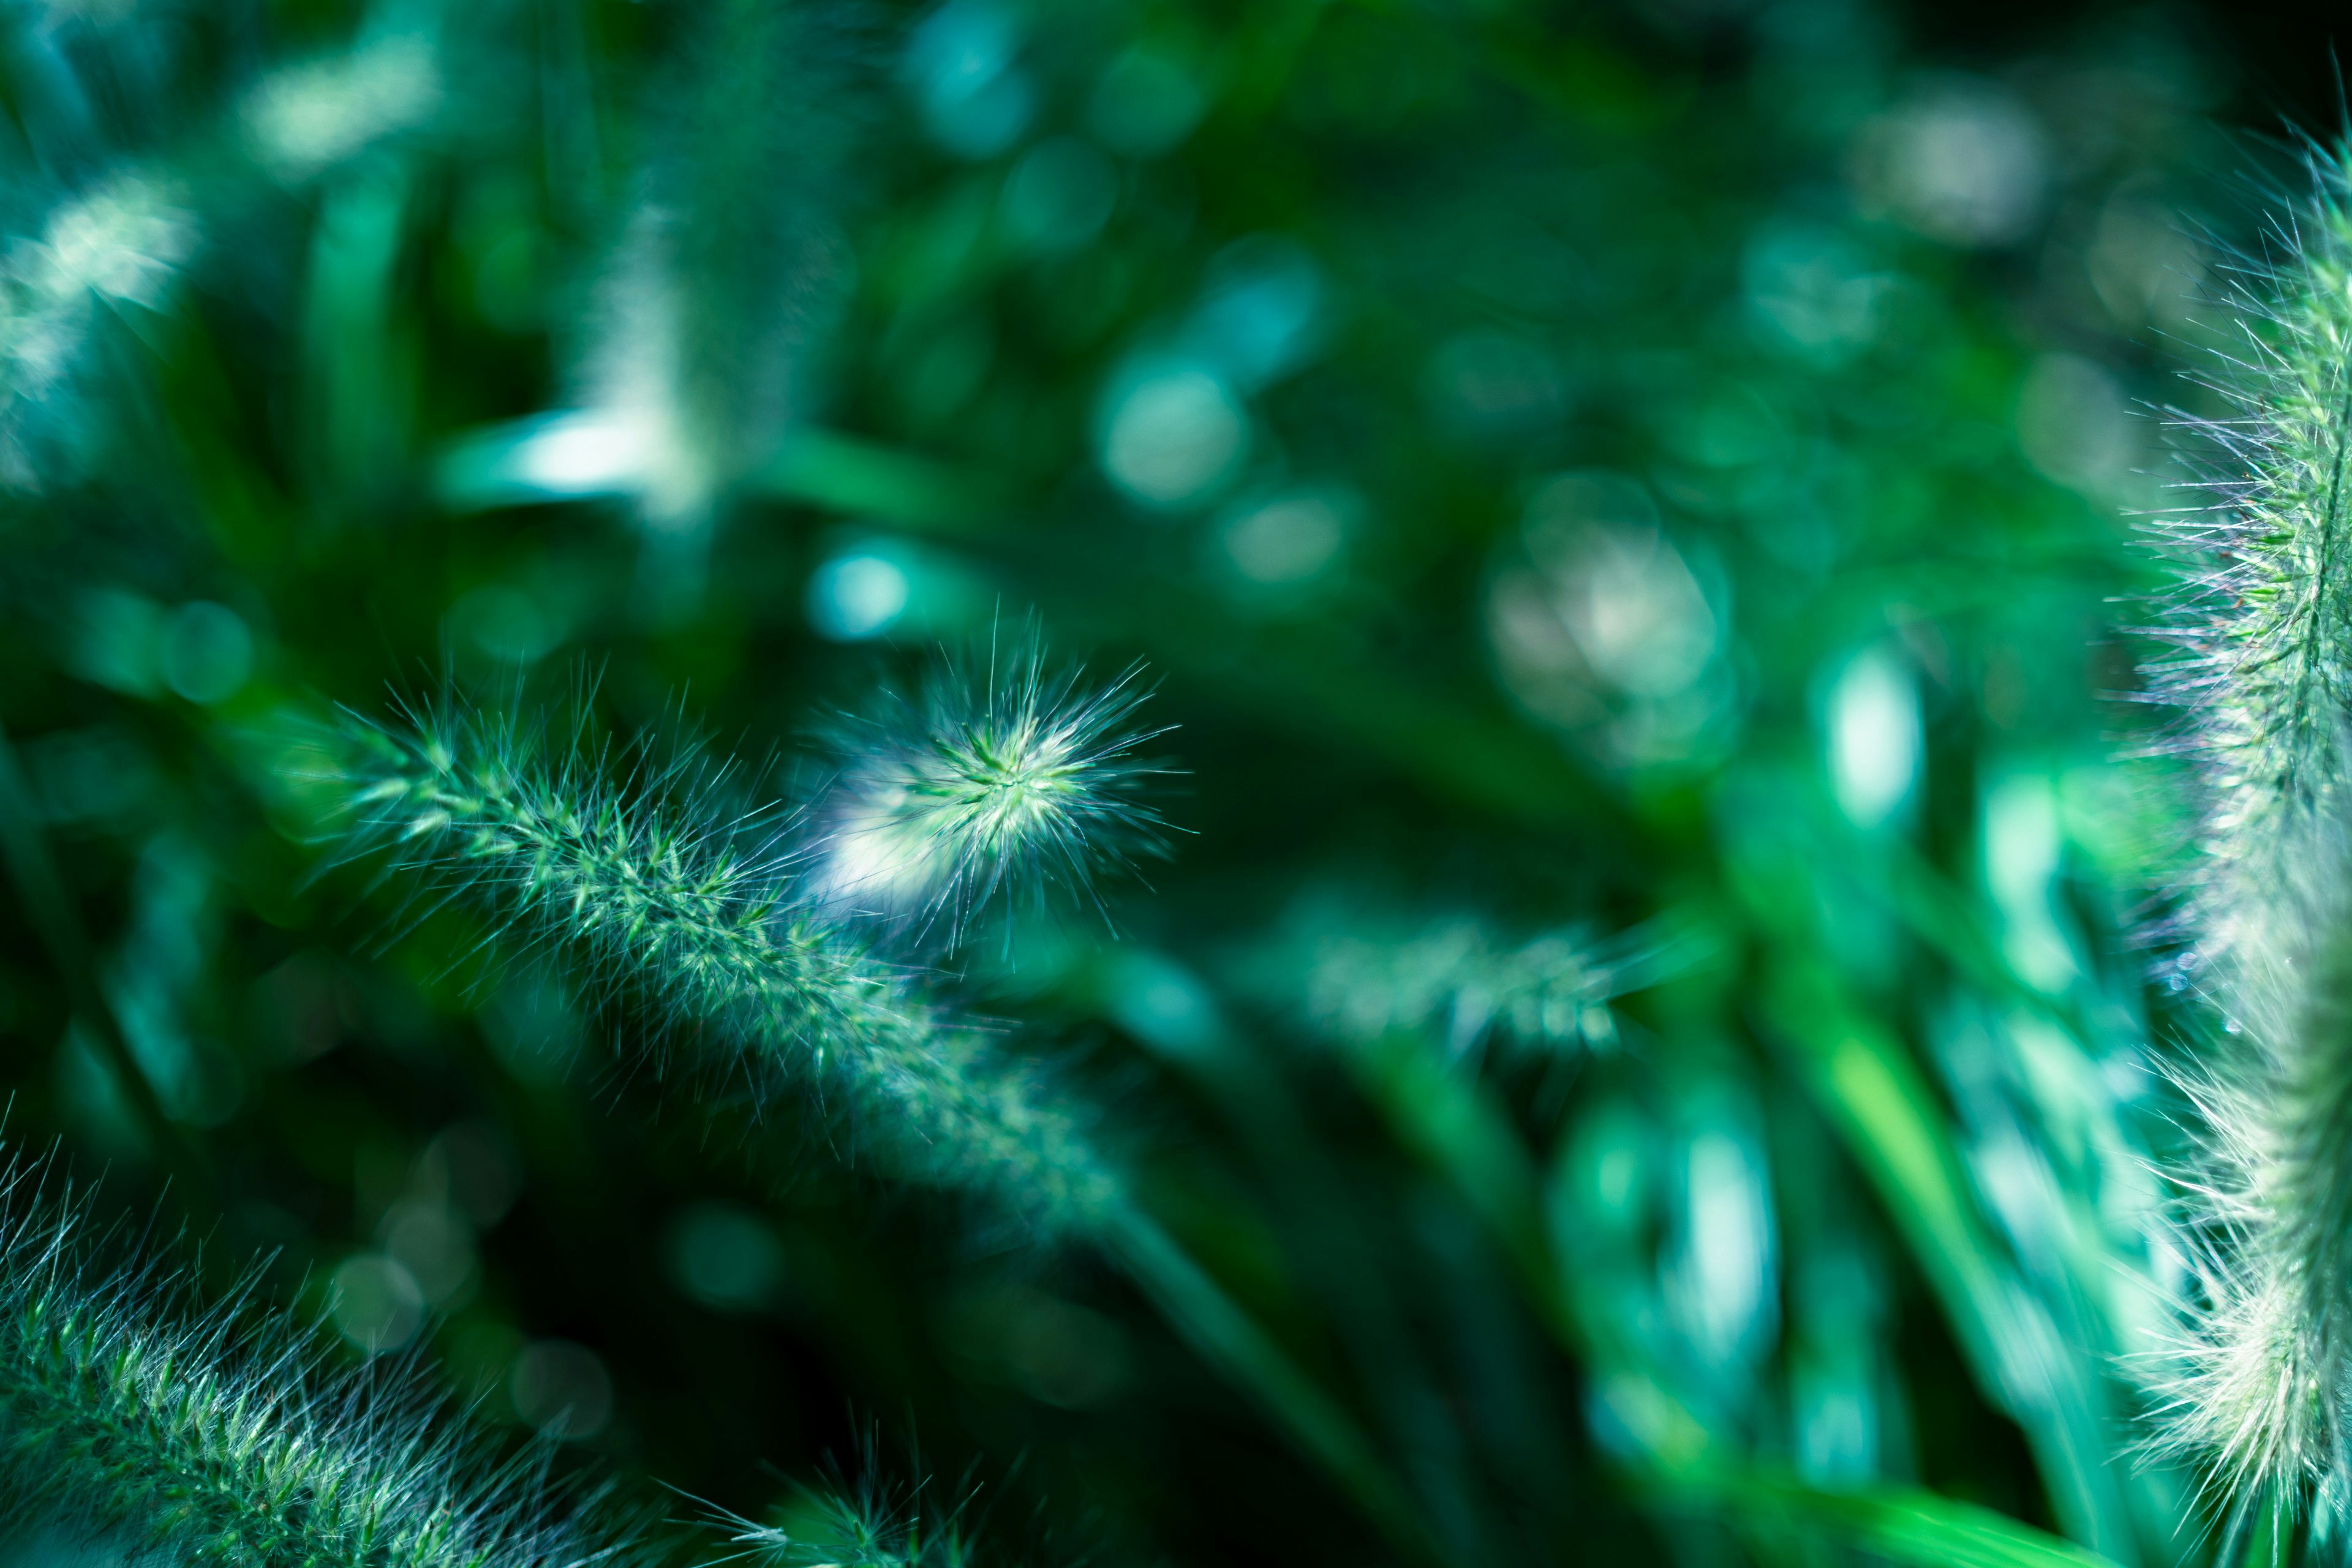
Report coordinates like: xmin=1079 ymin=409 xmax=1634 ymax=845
xmin=1284 ymin=904 xmax=1653 ymax=1061
xmin=0 ymin=0 xmax=2336 ymax=1566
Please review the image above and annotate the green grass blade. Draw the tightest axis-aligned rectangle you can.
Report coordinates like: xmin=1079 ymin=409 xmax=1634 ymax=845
xmin=1760 ymin=959 xmax=2137 ymax=1562
xmin=1320 ymin=1023 xmax=2118 ymax=1568
xmin=1651 ymin=1467 xmax=2132 ymax=1568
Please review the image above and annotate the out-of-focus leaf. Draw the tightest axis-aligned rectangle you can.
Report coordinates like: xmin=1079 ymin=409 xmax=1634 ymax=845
xmin=1760 ymin=959 xmax=2141 ymax=1561
xmin=1655 ymin=1468 xmax=2132 ymax=1568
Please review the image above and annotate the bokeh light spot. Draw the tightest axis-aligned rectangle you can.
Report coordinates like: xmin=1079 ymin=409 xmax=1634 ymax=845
xmin=1526 ymin=500 xmax=1715 ymax=699
xmin=807 ymin=553 xmax=911 ymax=641
xmin=379 ymin=1199 xmax=477 ymax=1308
xmin=1088 ymin=48 xmax=1207 ymax=157
xmin=1427 ymin=331 xmax=1566 ymax=435
xmin=244 ymin=34 xmax=442 ymax=181
xmin=482 ymin=969 xmax=584 ymax=1085
xmin=938 ymin=1283 xmax=1133 ymax=1409
xmin=905 ymin=0 xmax=1033 ymax=159
xmin=1099 ymin=364 xmax=1246 ymax=508
xmin=1188 ymin=237 xmax=1324 ymax=388
xmin=447 ymin=584 xmax=559 ymax=665
xmin=510 ymin=1340 xmax=613 ymax=1441
xmin=1828 ymin=646 xmax=1920 ymax=829
xmin=1104 ymin=949 xmax=1220 ymax=1057
xmin=1001 ymin=137 xmax=1118 ymax=252
xmin=329 ymin=1254 xmax=424 ymax=1355
xmin=1853 ymin=78 xmax=2047 ymax=247
xmin=1744 ymin=222 xmax=1890 ymax=366
xmin=160 ymin=602 xmax=254 ymax=704
xmin=2016 ymin=353 xmax=2136 ymax=501
xmin=511 ymin=412 xmax=654 ymax=494
xmin=665 ymin=1201 xmax=786 ymax=1313
xmin=1219 ymin=492 xmax=1346 ymax=584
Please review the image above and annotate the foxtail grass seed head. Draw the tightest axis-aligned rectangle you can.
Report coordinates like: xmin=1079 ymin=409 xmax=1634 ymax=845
xmin=809 ymin=649 xmax=1168 ymax=943
xmin=321 ymin=668 xmax=1145 ymax=1235
xmin=1275 ymin=897 xmax=1707 ymax=1067
xmin=578 ymin=0 xmax=855 ymax=537
xmin=0 ymin=1161 xmax=635 ymax=1567
xmin=0 ymin=172 xmax=193 ymax=491
xmin=711 ymin=1451 xmax=996 ymax=1568
xmin=1302 ymin=916 xmax=1623 ymax=1061
xmin=2145 ymin=140 xmax=2352 ymax=1534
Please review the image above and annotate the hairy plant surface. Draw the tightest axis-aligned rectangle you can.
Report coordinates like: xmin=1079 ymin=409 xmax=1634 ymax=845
xmin=2149 ymin=142 xmax=2352 ymax=1533
xmin=0 ymin=1166 xmax=631 ymax=1567
xmin=810 ymin=647 xmax=1167 ymax=943
xmin=712 ymin=1455 xmax=998 ymax=1568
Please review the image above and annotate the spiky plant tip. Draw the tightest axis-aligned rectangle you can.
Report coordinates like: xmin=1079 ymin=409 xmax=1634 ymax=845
xmin=1299 ymin=915 xmax=1613 ymax=1061
xmin=714 ymin=1487 xmax=955 ymax=1568
xmin=0 ymin=1156 xmax=646 ymax=1567
xmin=2142 ymin=1164 xmax=2322 ymax=1523
xmin=2144 ymin=135 xmax=2352 ymax=1539
xmin=809 ymin=646 xmax=1174 ymax=948
xmin=709 ymin=1436 xmax=1020 ymax=1568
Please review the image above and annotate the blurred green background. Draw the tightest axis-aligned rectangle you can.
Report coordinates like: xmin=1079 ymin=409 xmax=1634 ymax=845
xmin=0 ymin=0 xmax=2337 ymax=1563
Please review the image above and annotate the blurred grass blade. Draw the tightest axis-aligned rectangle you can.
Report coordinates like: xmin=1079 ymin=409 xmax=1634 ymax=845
xmin=748 ymin=427 xmax=1006 ymax=523
xmin=1344 ymin=1030 xmax=1570 ymax=1335
xmin=1331 ymin=1020 xmax=2116 ymax=1568
xmin=1106 ymin=1205 xmax=1445 ymax=1567
xmin=302 ymin=164 xmax=413 ymax=508
xmin=1761 ymin=959 xmax=2136 ymax=1562
xmin=1652 ymin=1468 xmax=2130 ymax=1568
xmin=437 ymin=417 xmax=1000 ymax=526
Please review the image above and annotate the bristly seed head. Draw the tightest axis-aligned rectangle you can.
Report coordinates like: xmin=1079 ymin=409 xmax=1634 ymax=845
xmin=809 ymin=645 xmax=1170 ymax=944
xmin=2143 ymin=137 xmax=2352 ymax=1540
xmin=314 ymin=660 xmax=1145 ymax=1236
xmin=0 ymin=1157 xmax=643 ymax=1566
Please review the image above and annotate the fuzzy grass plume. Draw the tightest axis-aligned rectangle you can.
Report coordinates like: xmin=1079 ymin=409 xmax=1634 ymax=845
xmin=573 ymin=0 xmax=857 ymax=577
xmin=709 ymin=1441 xmax=1004 ymax=1568
xmin=0 ymin=1160 xmax=633 ymax=1567
xmin=2146 ymin=138 xmax=2352 ymax=1537
xmin=326 ymin=682 xmax=1136 ymax=1234
xmin=808 ymin=647 xmax=1167 ymax=943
